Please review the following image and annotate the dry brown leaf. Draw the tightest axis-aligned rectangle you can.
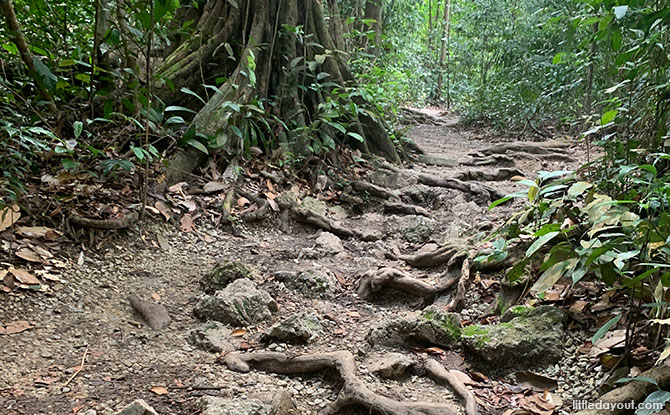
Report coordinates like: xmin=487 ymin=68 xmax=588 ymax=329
xmin=0 ymin=205 xmax=21 ymax=232
xmin=157 ymin=234 xmax=170 ymax=250
xmin=9 ymin=268 xmax=40 ymax=285
xmin=1 ymin=320 xmax=34 ymax=335
xmin=230 ymin=328 xmax=247 ymax=337
xmin=267 ymin=198 xmax=279 ymax=212
xmin=515 ymin=371 xmax=558 ymax=391
xmin=179 ymin=214 xmax=194 ymax=233
xmin=16 ymin=226 xmax=56 ymax=238
xmin=203 ymin=181 xmax=226 ymax=193
xmin=32 ymin=245 xmax=53 ymax=259
xmin=155 ymin=201 xmax=171 ymax=221
xmin=237 ymin=197 xmax=251 ymax=207
xmin=266 ymin=179 xmax=275 ymax=192
xmin=569 ymin=300 xmax=588 ymax=313
xmin=470 ymin=371 xmax=489 ymax=383
xmin=149 ymin=386 xmax=168 ymax=395
xmin=264 ymin=191 xmax=277 ymax=200
xmin=16 ymin=248 xmax=41 ymax=263
xmin=151 ymin=292 xmax=161 ymax=301
xmin=168 ymin=182 xmax=187 ymax=193
xmin=424 ymin=347 xmax=446 ymax=356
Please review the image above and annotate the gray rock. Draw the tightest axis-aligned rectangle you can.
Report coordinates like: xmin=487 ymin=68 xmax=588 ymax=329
xmin=399 ymin=216 xmax=435 ymax=244
xmin=462 ymin=305 xmax=568 ymax=369
xmin=315 ymin=232 xmax=345 ymax=254
xmin=194 ymin=279 xmax=278 ymax=326
xmin=199 ymin=390 xmax=296 ymax=415
xmin=367 ymin=352 xmax=413 ymax=379
xmin=200 ymin=261 xmax=253 ymax=294
xmin=273 ymin=270 xmax=335 ymax=298
xmin=367 ymin=170 xmax=418 ymax=189
xmin=189 ymin=321 xmax=240 ymax=353
xmin=266 ymin=311 xmax=322 ymax=344
xmin=115 ymin=399 xmax=158 ymax=415
xmin=368 ymin=307 xmax=462 ymax=349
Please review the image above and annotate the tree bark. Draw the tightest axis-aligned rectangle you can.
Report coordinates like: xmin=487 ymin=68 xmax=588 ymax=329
xmin=0 ymin=0 xmax=58 ymax=112
xmin=435 ymin=0 xmax=450 ymax=103
xmin=361 ymin=0 xmax=382 ymax=54
xmin=158 ymin=0 xmax=400 ymax=163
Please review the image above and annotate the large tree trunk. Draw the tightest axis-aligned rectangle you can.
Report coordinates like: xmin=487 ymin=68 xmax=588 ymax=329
xmin=435 ymin=0 xmax=450 ymax=104
xmin=157 ymin=0 xmax=399 ymax=163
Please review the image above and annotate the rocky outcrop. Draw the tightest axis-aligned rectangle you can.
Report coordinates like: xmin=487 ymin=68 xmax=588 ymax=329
xmin=200 ymin=261 xmax=254 ymax=294
xmin=367 ymin=307 xmax=462 ymax=349
xmin=195 ymin=278 xmax=278 ymax=326
xmin=462 ymin=305 xmax=568 ymax=369
xmin=266 ymin=311 xmax=322 ymax=344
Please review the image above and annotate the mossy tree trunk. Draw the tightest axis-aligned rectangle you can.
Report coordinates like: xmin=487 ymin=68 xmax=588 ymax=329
xmin=157 ymin=0 xmax=400 ymax=163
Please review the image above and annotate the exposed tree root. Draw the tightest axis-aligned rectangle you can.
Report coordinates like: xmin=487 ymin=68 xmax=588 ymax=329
xmin=446 ymin=259 xmax=470 ymax=312
xmin=398 ymin=244 xmax=462 ymax=268
xmin=460 ymin=154 xmax=515 ymax=167
xmin=424 ymin=360 xmax=479 ymax=415
xmin=416 ymin=174 xmax=504 ymax=203
xmin=128 ymin=295 xmax=172 ymax=330
xmin=351 ymin=181 xmax=401 ymax=203
xmin=290 ymin=206 xmax=355 ymax=238
xmin=223 ymin=351 xmax=460 ymax=415
xmin=68 ymin=211 xmax=139 ymax=230
xmin=399 ymin=107 xmax=446 ymax=126
xmin=454 ymin=168 xmax=523 ymax=182
xmin=474 ymin=140 xmax=571 ymax=156
xmin=575 ymin=365 xmax=670 ymax=415
xmin=383 ymin=202 xmax=430 ymax=217
xmin=356 ymin=267 xmax=458 ymax=301
xmin=237 ymin=189 xmax=272 ymax=222
xmin=418 ymin=154 xmax=459 ymax=167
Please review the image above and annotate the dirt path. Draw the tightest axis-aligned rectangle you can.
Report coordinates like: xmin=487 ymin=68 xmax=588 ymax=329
xmin=0 ymin=112 xmax=585 ymax=415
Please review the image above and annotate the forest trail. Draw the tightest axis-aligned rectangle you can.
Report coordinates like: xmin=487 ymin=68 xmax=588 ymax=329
xmin=0 ymin=112 xmax=585 ymax=415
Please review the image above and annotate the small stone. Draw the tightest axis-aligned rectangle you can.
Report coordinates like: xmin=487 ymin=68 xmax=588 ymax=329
xmin=367 ymin=353 xmax=413 ymax=380
xmin=266 ymin=311 xmax=322 ymax=344
xmin=200 ymin=261 xmax=253 ymax=294
xmin=114 ymin=399 xmax=158 ymax=415
xmin=315 ymin=232 xmax=345 ymax=254
xmin=189 ymin=321 xmax=239 ymax=353
xmin=194 ymin=279 xmax=278 ymax=326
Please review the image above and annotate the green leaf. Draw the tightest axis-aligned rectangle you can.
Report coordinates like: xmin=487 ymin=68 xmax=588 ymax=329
xmin=601 ymin=109 xmax=618 ymax=126
xmin=531 ymin=259 xmax=575 ymax=293
xmin=637 ymin=391 xmax=670 ymax=415
xmin=165 ymin=105 xmax=196 ymax=114
xmin=73 ymin=121 xmax=83 ymax=139
xmin=61 ymin=158 xmax=80 ymax=171
xmin=615 ymin=376 xmax=658 ymax=386
xmin=526 ymin=231 xmax=560 ymax=258
xmin=186 ymin=139 xmax=208 ymax=154
xmin=180 ymin=87 xmax=206 ymax=104
xmin=528 ymin=185 xmax=539 ymax=202
xmin=567 ymin=181 xmax=593 ymax=197
xmin=552 ymin=52 xmax=566 ymax=64
xmin=592 ymin=314 xmax=622 ymax=344
xmin=347 ymin=132 xmax=365 ymax=142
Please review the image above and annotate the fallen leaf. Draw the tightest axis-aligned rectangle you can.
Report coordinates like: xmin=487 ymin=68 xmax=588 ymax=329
xmin=237 ymin=197 xmax=251 ymax=207
xmin=77 ymin=251 xmax=85 ymax=266
xmin=569 ymin=300 xmax=588 ymax=313
xmin=0 ymin=205 xmax=20 ymax=232
xmin=230 ymin=328 xmax=246 ymax=337
xmin=173 ymin=378 xmax=184 ymax=388
xmin=424 ymin=347 xmax=446 ymax=356
xmin=149 ymin=386 xmax=168 ymax=395
xmin=264 ymin=191 xmax=277 ymax=200
xmin=155 ymin=201 xmax=171 ymax=221
xmin=151 ymin=292 xmax=161 ymax=301
xmin=156 ymin=234 xmax=170 ymax=250
xmin=0 ymin=320 xmax=34 ymax=335
xmin=346 ymin=311 xmax=360 ymax=319
xmin=267 ymin=198 xmax=279 ymax=212
xmin=266 ymin=179 xmax=275 ymax=192
xmin=9 ymin=268 xmax=40 ymax=285
xmin=72 ymin=404 xmax=85 ymax=413
xmin=180 ymin=214 xmax=194 ymax=233
xmin=470 ymin=371 xmax=489 ymax=383
xmin=16 ymin=248 xmax=41 ymax=263
xmin=168 ymin=182 xmax=187 ymax=193
xmin=515 ymin=371 xmax=558 ymax=391
xmin=239 ymin=341 xmax=253 ymax=350
xmin=34 ymin=376 xmax=59 ymax=386
xmin=16 ymin=226 xmax=56 ymax=238
xmin=203 ymin=181 xmax=226 ymax=193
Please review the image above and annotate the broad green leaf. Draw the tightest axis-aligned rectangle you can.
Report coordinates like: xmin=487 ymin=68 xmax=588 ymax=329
xmin=73 ymin=121 xmax=83 ymax=139
xmin=592 ymin=314 xmax=622 ymax=344
xmin=552 ymin=52 xmax=566 ymax=64
xmin=526 ymin=231 xmax=560 ymax=258
xmin=531 ymin=258 xmax=576 ymax=293
xmin=165 ymin=105 xmax=196 ymax=114
xmin=347 ymin=132 xmax=364 ymax=142
xmin=601 ymin=109 xmax=618 ymax=125
xmin=615 ymin=377 xmax=657 ymax=386
xmin=636 ymin=391 xmax=670 ymax=415
xmin=131 ymin=146 xmax=145 ymax=161
xmin=186 ymin=139 xmax=208 ymax=154
xmin=528 ymin=185 xmax=539 ymax=202
xmin=567 ymin=181 xmax=592 ymax=197
xmin=180 ymin=87 xmax=206 ymax=104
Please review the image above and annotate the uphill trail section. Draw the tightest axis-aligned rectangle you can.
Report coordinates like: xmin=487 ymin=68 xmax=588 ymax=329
xmin=0 ymin=110 xmax=586 ymax=415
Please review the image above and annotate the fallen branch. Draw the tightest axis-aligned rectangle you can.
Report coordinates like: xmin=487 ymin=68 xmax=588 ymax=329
xmin=290 ymin=206 xmax=355 ymax=238
xmin=356 ymin=267 xmax=457 ymax=301
xmin=223 ymin=351 xmax=459 ymax=415
xmin=424 ymin=360 xmax=479 ymax=415
xmin=63 ymin=345 xmax=89 ymax=387
xmin=68 ymin=211 xmax=139 ymax=230
xmin=383 ymin=201 xmax=430 ymax=217
xmin=128 ymin=295 xmax=172 ymax=330
xmin=575 ymin=365 xmax=670 ymax=415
